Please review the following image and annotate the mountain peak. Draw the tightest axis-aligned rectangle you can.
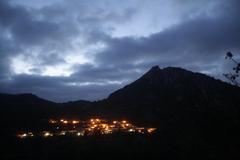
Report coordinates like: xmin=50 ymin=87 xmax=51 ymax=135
xmin=142 ymin=66 xmax=196 ymax=82
xmin=107 ymin=65 xmax=240 ymax=104
xmin=142 ymin=65 xmax=161 ymax=78
xmin=150 ymin=65 xmax=161 ymax=71
xmin=144 ymin=66 xmax=190 ymax=78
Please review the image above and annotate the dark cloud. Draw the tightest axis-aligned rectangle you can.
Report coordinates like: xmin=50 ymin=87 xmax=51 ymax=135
xmin=0 ymin=74 xmax=122 ymax=102
xmin=98 ymin=0 xmax=240 ymax=67
xmin=70 ymin=63 xmax=142 ymax=83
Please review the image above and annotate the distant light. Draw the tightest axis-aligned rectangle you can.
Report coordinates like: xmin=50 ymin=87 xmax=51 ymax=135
xmin=72 ymin=120 xmax=80 ymax=124
xmin=17 ymin=118 xmax=157 ymax=138
xmin=49 ymin=119 xmax=58 ymax=124
xmin=29 ymin=132 xmax=34 ymax=137
xmin=59 ymin=131 xmax=66 ymax=136
xmin=101 ymin=124 xmax=107 ymax=128
xmin=17 ymin=132 xmax=34 ymax=138
xmin=43 ymin=131 xmax=53 ymax=137
xmin=18 ymin=133 xmax=27 ymax=138
xmin=147 ymin=128 xmax=157 ymax=133
xmin=63 ymin=120 xmax=68 ymax=124
xmin=77 ymin=132 xmax=84 ymax=136
xmin=122 ymin=120 xmax=127 ymax=124
xmin=136 ymin=127 xmax=145 ymax=134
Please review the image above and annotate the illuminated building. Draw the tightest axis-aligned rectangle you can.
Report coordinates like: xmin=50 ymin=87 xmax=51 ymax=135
xmin=42 ymin=131 xmax=53 ymax=137
xmin=17 ymin=132 xmax=34 ymax=138
xmin=147 ymin=128 xmax=157 ymax=133
xmin=16 ymin=118 xmax=157 ymax=138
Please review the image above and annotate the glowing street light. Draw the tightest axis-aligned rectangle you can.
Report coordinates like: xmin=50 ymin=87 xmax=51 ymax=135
xmin=72 ymin=120 xmax=79 ymax=124
xmin=147 ymin=128 xmax=157 ymax=133
xmin=43 ymin=131 xmax=53 ymax=137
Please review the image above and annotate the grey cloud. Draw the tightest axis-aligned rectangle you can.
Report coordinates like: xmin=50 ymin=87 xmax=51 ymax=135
xmin=70 ymin=63 xmax=142 ymax=83
xmin=0 ymin=0 xmax=240 ymax=101
xmin=0 ymin=0 xmax=139 ymax=101
xmin=38 ymin=52 xmax=66 ymax=66
xmin=0 ymin=74 xmax=121 ymax=102
xmin=97 ymin=0 xmax=240 ymax=69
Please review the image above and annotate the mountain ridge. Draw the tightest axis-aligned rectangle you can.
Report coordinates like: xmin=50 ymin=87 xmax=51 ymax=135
xmin=1 ymin=65 xmax=238 ymax=104
xmin=1 ymin=65 xmax=240 ymax=114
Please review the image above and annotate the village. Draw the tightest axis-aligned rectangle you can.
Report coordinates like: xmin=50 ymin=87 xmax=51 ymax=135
xmin=17 ymin=118 xmax=157 ymax=138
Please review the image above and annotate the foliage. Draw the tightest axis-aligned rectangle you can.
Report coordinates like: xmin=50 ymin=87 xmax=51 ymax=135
xmin=224 ymin=52 xmax=240 ymax=86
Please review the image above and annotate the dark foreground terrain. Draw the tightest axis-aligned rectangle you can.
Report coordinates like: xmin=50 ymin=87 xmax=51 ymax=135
xmin=2 ymin=133 xmax=237 ymax=160
xmin=2 ymin=134 xmax=162 ymax=160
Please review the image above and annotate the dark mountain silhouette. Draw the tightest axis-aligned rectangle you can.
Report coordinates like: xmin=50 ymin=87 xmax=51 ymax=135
xmin=0 ymin=93 xmax=59 ymax=134
xmin=95 ymin=66 xmax=240 ymax=123
xmin=1 ymin=65 xmax=240 ymax=159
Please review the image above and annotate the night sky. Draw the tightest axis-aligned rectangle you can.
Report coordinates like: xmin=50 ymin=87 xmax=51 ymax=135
xmin=0 ymin=0 xmax=239 ymax=102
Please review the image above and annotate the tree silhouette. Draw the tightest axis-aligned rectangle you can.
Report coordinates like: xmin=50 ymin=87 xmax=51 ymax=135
xmin=224 ymin=52 xmax=240 ymax=86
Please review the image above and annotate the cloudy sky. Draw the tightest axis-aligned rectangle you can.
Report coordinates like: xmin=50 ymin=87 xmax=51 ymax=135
xmin=0 ymin=0 xmax=239 ymax=102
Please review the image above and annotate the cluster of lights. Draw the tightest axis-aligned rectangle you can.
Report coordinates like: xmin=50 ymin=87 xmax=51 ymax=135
xmin=49 ymin=119 xmax=80 ymax=124
xmin=17 ymin=131 xmax=53 ymax=138
xmin=17 ymin=132 xmax=34 ymax=138
xmin=17 ymin=118 xmax=157 ymax=138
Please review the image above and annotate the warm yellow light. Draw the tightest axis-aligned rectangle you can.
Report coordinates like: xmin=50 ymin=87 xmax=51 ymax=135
xmin=147 ymin=128 xmax=157 ymax=133
xmin=17 ymin=118 xmax=157 ymax=137
xmin=72 ymin=120 xmax=79 ymax=124
xmin=17 ymin=133 xmax=27 ymax=138
xmin=103 ymin=128 xmax=112 ymax=134
xmin=49 ymin=119 xmax=57 ymax=124
xmin=17 ymin=132 xmax=34 ymax=138
xmin=59 ymin=131 xmax=66 ymax=135
xmin=122 ymin=120 xmax=127 ymax=123
xmin=136 ymin=127 xmax=145 ymax=133
xmin=63 ymin=120 xmax=68 ymax=124
xmin=43 ymin=131 xmax=53 ymax=137
xmin=29 ymin=132 xmax=34 ymax=137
